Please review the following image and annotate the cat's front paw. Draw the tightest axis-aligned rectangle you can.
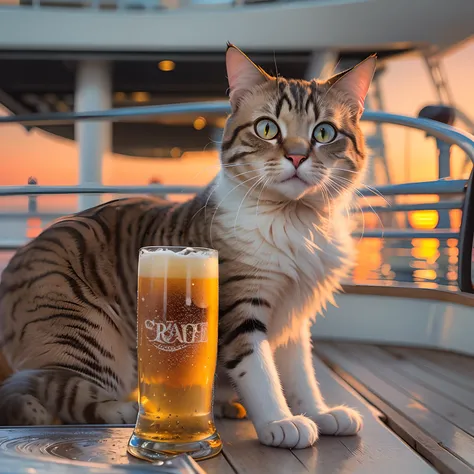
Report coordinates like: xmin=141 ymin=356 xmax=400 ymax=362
xmin=312 ymin=406 xmax=362 ymax=436
xmin=256 ymin=415 xmax=318 ymax=449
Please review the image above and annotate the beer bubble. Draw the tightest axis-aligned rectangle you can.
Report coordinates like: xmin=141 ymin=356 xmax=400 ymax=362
xmin=141 ymin=297 xmax=145 ymax=302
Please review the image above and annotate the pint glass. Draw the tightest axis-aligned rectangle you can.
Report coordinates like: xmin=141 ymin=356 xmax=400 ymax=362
xmin=128 ymin=246 xmax=222 ymax=461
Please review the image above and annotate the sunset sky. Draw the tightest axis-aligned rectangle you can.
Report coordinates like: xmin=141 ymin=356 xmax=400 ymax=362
xmin=0 ymin=39 xmax=473 ymax=213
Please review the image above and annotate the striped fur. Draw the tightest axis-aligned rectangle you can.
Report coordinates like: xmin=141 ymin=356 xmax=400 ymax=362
xmin=0 ymin=45 xmax=375 ymax=448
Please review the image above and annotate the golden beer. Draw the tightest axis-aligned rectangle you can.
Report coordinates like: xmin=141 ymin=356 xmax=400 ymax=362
xmin=128 ymin=247 xmax=222 ymax=462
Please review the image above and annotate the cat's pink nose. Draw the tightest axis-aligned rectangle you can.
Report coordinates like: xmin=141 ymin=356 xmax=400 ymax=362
xmin=286 ymin=154 xmax=307 ymax=168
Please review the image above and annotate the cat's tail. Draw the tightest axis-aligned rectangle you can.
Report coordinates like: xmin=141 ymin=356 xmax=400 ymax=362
xmin=0 ymin=367 xmax=138 ymax=426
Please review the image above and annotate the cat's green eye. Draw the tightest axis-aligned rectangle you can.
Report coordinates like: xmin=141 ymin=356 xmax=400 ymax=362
xmin=313 ymin=123 xmax=337 ymax=143
xmin=255 ymin=118 xmax=280 ymax=140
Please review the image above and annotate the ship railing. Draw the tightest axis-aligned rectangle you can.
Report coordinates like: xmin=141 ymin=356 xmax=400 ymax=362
xmin=0 ymin=0 xmax=290 ymax=11
xmin=0 ymin=102 xmax=473 ymax=290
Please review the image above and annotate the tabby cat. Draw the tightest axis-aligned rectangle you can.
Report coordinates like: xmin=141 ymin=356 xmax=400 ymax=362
xmin=0 ymin=44 xmax=375 ymax=449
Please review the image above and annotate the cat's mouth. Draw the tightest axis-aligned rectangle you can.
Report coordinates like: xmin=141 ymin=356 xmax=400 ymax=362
xmin=280 ymin=174 xmax=310 ymax=186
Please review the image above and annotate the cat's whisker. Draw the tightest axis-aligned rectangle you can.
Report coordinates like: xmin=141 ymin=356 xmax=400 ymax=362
xmin=188 ymin=161 xmax=231 ymax=182
xmin=202 ymin=168 xmax=269 ymax=221
xmin=356 ymin=183 xmax=390 ymax=205
xmin=190 ymin=168 xmax=265 ymax=223
xmin=343 ymin=177 xmax=390 ymax=205
xmin=330 ymin=175 xmax=385 ymax=233
xmin=256 ymin=177 xmax=272 ymax=218
xmin=326 ymin=178 xmax=366 ymax=242
xmin=233 ymin=176 xmax=267 ymax=237
xmin=221 ymin=161 xmax=265 ymax=168
xmin=189 ymin=183 xmax=219 ymax=224
xmin=249 ymin=178 xmax=274 ymax=266
xmin=229 ymin=168 xmax=267 ymax=179
xmin=209 ymin=174 xmax=261 ymax=247
xmin=188 ymin=161 xmax=264 ymax=182
xmin=323 ymin=179 xmax=347 ymax=222
xmin=329 ymin=176 xmax=383 ymax=242
xmin=318 ymin=181 xmax=333 ymax=221
xmin=360 ymin=186 xmax=391 ymax=206
xmin=203 ymin=141 xmax=217 ymax=152
xmin=200 ymin=168 xmax=267 ymax=228
xmin=329 ymin=168 xmax=390 ymax=205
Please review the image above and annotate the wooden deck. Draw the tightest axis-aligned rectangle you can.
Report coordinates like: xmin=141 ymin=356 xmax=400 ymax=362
xmin=316 ymin=343 xmax=474 ymax=474
xmin=0 ymin=352 xmax=440 ymax=474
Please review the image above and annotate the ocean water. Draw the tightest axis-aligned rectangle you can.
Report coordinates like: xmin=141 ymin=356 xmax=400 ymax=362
xmin=351 ymin=237 xmax=461 ymax=290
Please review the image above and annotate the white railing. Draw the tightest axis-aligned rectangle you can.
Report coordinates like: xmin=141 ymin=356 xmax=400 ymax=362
xmin=0 ymin=0 xmax=290 ymax=10
xmin=0 ymin=179 xmax=465 ymax=249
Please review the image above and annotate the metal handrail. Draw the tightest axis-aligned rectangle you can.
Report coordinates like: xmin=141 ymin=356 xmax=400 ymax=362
xmin=0 ymin=180 xmax=464 ymax=197
xmin=0 ymin=199 xmax=462 ymax=219
xmin=352 ymin=229 xmax=459 ymax=239
xmin=1 ymin=0 xmax=268 ymax=10
xmin=0 ymin=179 xmax=463 ymax=243
xmin=358 ymin=200 xmax=463 ymax=214
xmin=0 ymin=185 xmax=201 ymax=197
xmin=358 ymin=179 xmax=466 ymax=196
xmin=0 ymin=201 xmax=463 ymax=220
xmin=0 ymin=101 xmax=473 ymax=163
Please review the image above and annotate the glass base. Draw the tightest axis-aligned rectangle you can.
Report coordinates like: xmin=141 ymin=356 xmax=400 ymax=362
xmin=127 ymin=431 xmax=222 ymax=462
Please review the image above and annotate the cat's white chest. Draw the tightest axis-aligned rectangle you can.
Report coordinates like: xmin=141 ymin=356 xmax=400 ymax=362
xmin=217 ymin=193 xmax=352 ymax=346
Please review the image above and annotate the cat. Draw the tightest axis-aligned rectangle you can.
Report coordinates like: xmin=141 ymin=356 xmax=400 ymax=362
xmin=0 ymin=44 xmax=375 ymax=449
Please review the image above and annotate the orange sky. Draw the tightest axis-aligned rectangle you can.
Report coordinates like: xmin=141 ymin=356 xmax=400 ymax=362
xmin=0 ymin=39 xmax=473 ymax=212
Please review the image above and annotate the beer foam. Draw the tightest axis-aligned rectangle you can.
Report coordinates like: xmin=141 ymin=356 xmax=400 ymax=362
xmin=139 ymin=247 xmax=218 ymax=279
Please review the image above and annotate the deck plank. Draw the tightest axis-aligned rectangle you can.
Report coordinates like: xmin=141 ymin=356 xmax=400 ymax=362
xmin=291 ymin=355 xmax=436 ymax=473
xmin=200 ymin=444 xmax=237 ymax=474
xmin=216 ymin=419 xmax=308 ymax=474
xmin=416 ymin=349 xmax=474 ymax=381
xmin=378 ymin=347 xmax=474 ymax=411
xmin=339 ymin=344 xmax=474 ymax=437
xmin=388 ymin=347 xmax=474 ymax=392
xmin=315 ymin=342 xmax=474 ymax=474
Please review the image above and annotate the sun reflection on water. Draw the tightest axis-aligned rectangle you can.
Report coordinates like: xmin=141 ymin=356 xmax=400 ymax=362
xmin=351 ymin=237 xmax=460 ymax=290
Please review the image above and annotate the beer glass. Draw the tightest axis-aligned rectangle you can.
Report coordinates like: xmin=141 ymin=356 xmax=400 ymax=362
xmin=128 ymin=246 xmax=222 ymax=462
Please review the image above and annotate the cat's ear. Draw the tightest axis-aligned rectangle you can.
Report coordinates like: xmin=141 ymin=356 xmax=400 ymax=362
xmin=325 ymin=55 xmax=377 ymax=116
xmin=226 ymin=43 xmax=271 ymax=111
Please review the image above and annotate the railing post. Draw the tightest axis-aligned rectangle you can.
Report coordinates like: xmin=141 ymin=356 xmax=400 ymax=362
xmin=436 ymin=138 xmax=452 ymax=229
xmin=417 ymin=105 xmax=456 ymax=230
xmin=27 ymin=176 xmax=38 ymax=214
xmin=26 ymin=177 xmax=41 ymax=239
xmin=75 ymin=60 xmax=112 ymax=211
